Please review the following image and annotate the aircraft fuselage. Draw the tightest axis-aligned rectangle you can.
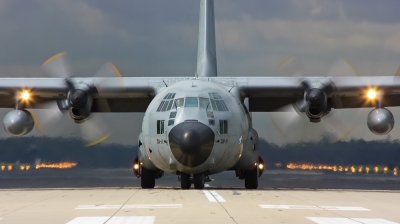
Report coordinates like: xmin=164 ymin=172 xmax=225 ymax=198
xmin=138 ymin=79 xmax=258 ymax=176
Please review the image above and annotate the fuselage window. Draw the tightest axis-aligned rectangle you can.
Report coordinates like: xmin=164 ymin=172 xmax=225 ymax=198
xmin=168 ymin=119 xmax=175 ymax=126
xmin=166 ymin=100 xmax=173 ymax=111
xmin=161 ymin=101 xmax=169 ymax=111
xmin=209 ymin=119 xmax=215 ymax=126
xmin=185 ymin=97 xmax=198 ymax=107
xmin=158 ymin=93 xmax=176 ymax=112
xmin=157 ymin=101 xmax=165 ymax=112
xmin=164 ymin=93 xmax=171 ymax=99
xmin=219 ymin=120 xmax=228 ymax=134
xmin=169 ymin=93 xmax=176 ymax=99
xmin=169 ymin=111 xmax=177 ymax=118
xmin=157 ymin=120 xmax=165 ymax=134
xmin=209 ymin=93 xmax=228 ymax=111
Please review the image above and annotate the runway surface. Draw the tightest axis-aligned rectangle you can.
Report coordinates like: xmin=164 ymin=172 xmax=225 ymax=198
xmin=0 ymin=169 xmax=399 ymax=223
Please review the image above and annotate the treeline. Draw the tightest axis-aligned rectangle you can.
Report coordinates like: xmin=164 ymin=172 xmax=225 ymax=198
xmin=0 ymin=137 xmax=137 ymax=168
xmin=260 ymin=139 xmax=400 ymax=168
xmin=0 ymin=137 xmax=399 ymax=168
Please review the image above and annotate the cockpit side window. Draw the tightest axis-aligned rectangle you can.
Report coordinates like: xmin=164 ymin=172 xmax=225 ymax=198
xmin=157 ymin=93 xmax=176 ymax=112
xmin=174 ymin=98 xmax=184 ymax=108
xmin=199 ymin=97 xmax=210 ymax=109
xmin=208 ymin=93 xmax=229 ymax=111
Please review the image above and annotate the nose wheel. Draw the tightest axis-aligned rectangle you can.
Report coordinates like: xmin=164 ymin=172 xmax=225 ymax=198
xmin=180 ymin=172 xmax=206 ymax=189
xmin=193 ymin=173 xmax=205 ymax=189
xmin=181 ymin=173 xmax=191 ymax=189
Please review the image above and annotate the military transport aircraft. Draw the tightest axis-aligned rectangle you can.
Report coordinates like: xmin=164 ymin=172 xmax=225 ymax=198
xmin=0 ymin=0 xmax=397 ymax=189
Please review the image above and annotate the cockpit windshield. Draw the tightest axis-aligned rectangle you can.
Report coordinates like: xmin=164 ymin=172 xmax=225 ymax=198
xmin=184 ymin=97 xmax=198 ymax=107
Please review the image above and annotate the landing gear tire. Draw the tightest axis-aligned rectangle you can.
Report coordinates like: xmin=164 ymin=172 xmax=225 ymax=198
xmin=193 ymin=173 xmax=205 ymax=189
xmin=141 ymin=167 xmax=155 ymax=189
xmin=181 ymin=173 xmax=191 ymax=189
xmin=244 ymin=167 xmax=258 ymax=189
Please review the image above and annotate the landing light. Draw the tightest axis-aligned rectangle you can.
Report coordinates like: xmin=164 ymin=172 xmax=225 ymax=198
xmin=367 ymin=89 xmax=377 ymax=99
xmin=21 ymin=91 xmax=30 ymax=100
xmin=133 ymin=164 xmax=140 ymax=170
xmin=258 ymin=163 xmax=264 ymax=170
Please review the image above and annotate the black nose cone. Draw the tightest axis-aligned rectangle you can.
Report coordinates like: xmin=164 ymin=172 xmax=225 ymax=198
xmin=169 ymin=121 xmax=215 ymax=168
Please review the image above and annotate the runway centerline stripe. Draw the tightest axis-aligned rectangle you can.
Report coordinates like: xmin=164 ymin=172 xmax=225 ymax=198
xmin=66 ymin=216 xmax=155 ymax=224
xmin=210 ymin=191 xmax=226 ymax=202
xmin=202 ymin=190 xmax=226 ymax=202
xmin=307 ymin=217 xmax=399 ymax=224
xmin=259 ymin=205 xmax=369 ymax=211
xmin=75 ymin=204 xmax=182 ymax=210
xmin=203 ymin=190 xmax=217 ymax=202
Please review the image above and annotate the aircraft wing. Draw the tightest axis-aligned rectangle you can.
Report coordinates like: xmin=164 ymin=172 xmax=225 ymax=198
xmin=210 ymin=76 xmax=400 ymax=112
xmin=1 ymin=76 xmax=399 ymax=113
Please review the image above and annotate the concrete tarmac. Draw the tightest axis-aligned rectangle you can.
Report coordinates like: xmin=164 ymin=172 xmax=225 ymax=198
xmin=0 ymin=169 xmax=399 ymax=223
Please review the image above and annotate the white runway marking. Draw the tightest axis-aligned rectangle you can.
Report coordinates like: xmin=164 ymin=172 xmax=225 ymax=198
xmin=210 ymin=190 xmax=226 ymax=202
xmin=352 ymin=219 xmax=399 ymax=224
xmin=75 ymin=204 xmax=182 ymax=210
xmin=259 ymin=205 xmax=369 ymax=211
xmin=203 ymin=190 xmax=217 ymax=202
xmin=66 ymin=216 xmax=155 ymax=224
xmin=307 ymin=217 xmax=398 ymax=224
xmin=202 ymin=190 xmax=226 ymax=202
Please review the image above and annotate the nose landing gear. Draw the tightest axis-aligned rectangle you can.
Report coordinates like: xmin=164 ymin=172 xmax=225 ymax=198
xmin=179 ymin=172 xmax=209 ymax=189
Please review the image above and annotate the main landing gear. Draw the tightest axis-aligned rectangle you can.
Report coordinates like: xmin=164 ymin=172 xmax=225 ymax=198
xmin=133 ymin=157 xmax=164 ymax=189
xmin=180 ymin=172 xmax=207 ymax=189
xmin=236 ymin=168 xmax=259 ymax=189
xmin=236 ymin=156 xmax=264 ymax=189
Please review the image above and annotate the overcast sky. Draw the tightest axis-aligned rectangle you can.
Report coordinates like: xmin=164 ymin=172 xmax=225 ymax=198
xmin=1 ymin=0 xmax=400 ymax=145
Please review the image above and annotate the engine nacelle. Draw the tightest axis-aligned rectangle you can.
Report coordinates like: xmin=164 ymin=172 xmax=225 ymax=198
xmin=367 ymin=108 xmax=394 ymax=135
xmin=67 ymin=83 xmax=93 ymax=123
xmin=3 ymin=110 xmax=34 ymax=136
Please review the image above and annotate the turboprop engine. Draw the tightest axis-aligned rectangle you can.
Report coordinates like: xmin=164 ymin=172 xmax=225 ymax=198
xmin=295 ymin=85 xmax=330 ymax=123
xmin=57 ymin=82 xmax=93 ymax=123
xmin=3 ymin=110 xmax=34 ymax=136
xmin=367 ymin=108 xmax=394 ymax=135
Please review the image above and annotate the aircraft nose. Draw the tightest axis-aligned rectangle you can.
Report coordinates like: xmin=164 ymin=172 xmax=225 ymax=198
xmin=169 ymin=121 xmax=215 ymax=168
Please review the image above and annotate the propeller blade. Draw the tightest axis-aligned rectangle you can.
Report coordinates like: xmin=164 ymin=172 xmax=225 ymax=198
xmin=323 ymin=110 xmax=355 ymax=143
xmin=42 ymin=52 xmax=72 ymax=79
xmin=276 ymin=55 xmax=304 ymax=78
xmin=79 ymin=114 xmax=111 ymax=147
xmin=326 ymin=58 xmax=359 ymax=77
xmin=269 ymin=104 xmax=304 ymax=137
xmin=27 ymin=101 xmax=65 ymax=133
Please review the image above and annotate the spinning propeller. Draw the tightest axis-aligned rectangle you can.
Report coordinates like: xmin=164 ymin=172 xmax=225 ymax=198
xmin=34 ymin=52 xmax=123 ymax=146
xmin=270 ymin=56 xmax=358 ymax=143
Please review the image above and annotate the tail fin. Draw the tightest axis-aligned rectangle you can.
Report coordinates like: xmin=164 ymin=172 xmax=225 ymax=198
xmin=196 ymin=0 xmax=217 ymax=77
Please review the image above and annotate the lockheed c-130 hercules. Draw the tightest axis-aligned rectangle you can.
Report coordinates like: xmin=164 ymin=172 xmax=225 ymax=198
xmin=0 ymin=0 xmax=397 ymax=189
